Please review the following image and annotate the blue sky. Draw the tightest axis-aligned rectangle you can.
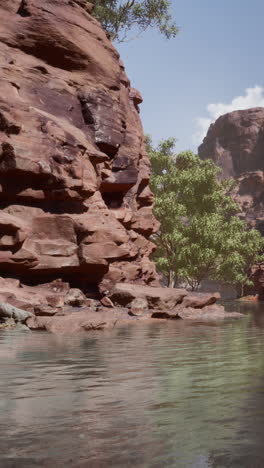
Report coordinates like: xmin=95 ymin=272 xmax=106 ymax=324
xmin=117 ymin=0 xmax=264 ymax=153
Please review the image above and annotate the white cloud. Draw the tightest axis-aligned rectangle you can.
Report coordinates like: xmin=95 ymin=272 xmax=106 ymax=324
xmin=193 ymin=86 xmax=264 ymax=146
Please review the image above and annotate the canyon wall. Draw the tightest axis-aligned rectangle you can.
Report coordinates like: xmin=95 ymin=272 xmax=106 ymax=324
xmin=0 ymin=0 xmax=159 ymax=296
xmin=199 ymin=108 xmax=264 ymax=178
xmin=198 ymin=107 xmax=264 ymax=296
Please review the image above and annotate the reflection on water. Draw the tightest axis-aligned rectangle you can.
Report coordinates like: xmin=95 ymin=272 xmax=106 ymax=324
xmin=0 ymin=302 xmax=264 ymax=467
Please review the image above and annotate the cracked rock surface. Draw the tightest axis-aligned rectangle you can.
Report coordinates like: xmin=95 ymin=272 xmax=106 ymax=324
xmin=0 ymin=0 xmax=159 ymax=295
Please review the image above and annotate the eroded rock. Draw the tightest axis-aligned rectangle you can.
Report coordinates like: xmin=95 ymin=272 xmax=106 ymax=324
xmin=199 ymin=108 xmax=264 ymax=178
xmin=26 ymin=309 xmax=129 ymax=334
xmin=0 ymin=0 xmax=158 ymax=294
xmin=108 ymin=283 xmax=187 ymax=310
xmin=64 ymin=288 xmax=86 ymax=306
xmin=129 ymin=297 xmax=149 ymax=316
xmin=182 ymin=292 xmax=220 ymax=309
xmin=0 ymin=302 xmax=32 ymax=322
xmin=177 ymin=305 xmax=243 ymax=321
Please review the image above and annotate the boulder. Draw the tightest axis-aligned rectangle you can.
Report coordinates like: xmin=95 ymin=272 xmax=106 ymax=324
xmin=150 ymin=303 xmax=243 ymax=321
xmin=64 ymin=288 xmax=86 ymax=307
xmin=178 ymin=304 xmax=243 ymax=320
xmin=34 ymin=305 xmax=58 ymax=317
xmin=182 ymin=292 xmax=220 ymax=308
xmin=26 ymin=309 xmax=131 ymax=334
xmin=129 ymin=297 xmax=149 ymax=316
xmin=0 ymin=303 xmax=32 ymax=323
xmin=108 ymin=283 xmax=187 ymax=310
xmin=46 ymin=295 xmax=65 ymax=308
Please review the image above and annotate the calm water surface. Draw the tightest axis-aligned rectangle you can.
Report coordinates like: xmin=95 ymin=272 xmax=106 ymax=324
xmin=1 ymin=301 xmax=264 ymax=467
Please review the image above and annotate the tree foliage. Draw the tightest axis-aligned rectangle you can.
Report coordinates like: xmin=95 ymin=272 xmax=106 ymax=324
xmin=148 ymin=137 xmax=264 ymax=292
xmin=91 ymin=0 xmax=178 ymax=42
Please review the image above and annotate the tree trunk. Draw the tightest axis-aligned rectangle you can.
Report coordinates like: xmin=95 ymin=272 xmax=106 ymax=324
xmin=168 ymin=270 xmax=175 ymax=288
xmin=191 ymin=280 xmax=200 ymax=292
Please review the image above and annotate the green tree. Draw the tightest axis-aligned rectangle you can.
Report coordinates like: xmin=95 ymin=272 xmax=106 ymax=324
xmin=91 ymin=0 xmax=178 ymax=42
xmin=148 ymin=137 xmax=264 ymax=292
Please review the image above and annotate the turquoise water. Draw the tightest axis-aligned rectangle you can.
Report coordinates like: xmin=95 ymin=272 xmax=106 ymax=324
xmin=0 ymin=302 xmax=264 ymax=467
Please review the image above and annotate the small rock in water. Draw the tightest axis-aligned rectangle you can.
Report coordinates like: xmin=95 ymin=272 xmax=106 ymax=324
xmin=129 ymin=297 xmax=148 ymax=316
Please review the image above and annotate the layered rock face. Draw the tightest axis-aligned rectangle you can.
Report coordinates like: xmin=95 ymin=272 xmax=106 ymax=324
xmin=0 ymin=0 xmax=159 ymax=295
xmin=199 ymin=108 xmax=264 ymax=178
xmin=198 ymin=107 xmax=264 ymax=296
xmin=198 ymin=108 xmax=264 ymax=231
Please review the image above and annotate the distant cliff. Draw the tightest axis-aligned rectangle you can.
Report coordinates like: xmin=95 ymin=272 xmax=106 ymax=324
xmin=198 ymin=107 xmax=264 ymax=297
xmin=199 ymin=108 xmax=264 ymax=178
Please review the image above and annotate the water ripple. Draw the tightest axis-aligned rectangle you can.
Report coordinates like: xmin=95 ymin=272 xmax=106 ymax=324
xmin=0 ymin=304 xmax=264 ymax=467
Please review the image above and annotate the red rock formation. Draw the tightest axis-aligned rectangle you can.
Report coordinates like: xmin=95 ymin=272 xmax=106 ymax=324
xmin=199 ymin=108 xmax=264 ymax=233
xmin=24 ymin=283 xmax=243 ymax=333
xmin=198 ymin=107 xmax=264 ymax=296
xmin=199 ymin=108 xmax=264 ymax=178
xmin=0 ymin=0 xmax=159 ymax=296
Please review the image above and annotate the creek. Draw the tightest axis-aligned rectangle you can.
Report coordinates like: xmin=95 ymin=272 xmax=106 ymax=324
xmin=0 ymin=301 xmax=264 ymax=467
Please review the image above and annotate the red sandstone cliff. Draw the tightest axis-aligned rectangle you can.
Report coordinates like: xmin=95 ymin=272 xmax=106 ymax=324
xmin=199 ymin=108 xmax=264 ymax=178
xmin=0 ymin=0 xmax=159 ymax=300
xmin=198 ymin=108 xmax=264 ymax=232
xmin=198 ymin=107 xmax=264 ymax=296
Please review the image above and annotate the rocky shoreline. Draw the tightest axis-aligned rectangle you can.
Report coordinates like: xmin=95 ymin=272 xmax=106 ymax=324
xmin=0 ymin=278 xmax=244 ymax=334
